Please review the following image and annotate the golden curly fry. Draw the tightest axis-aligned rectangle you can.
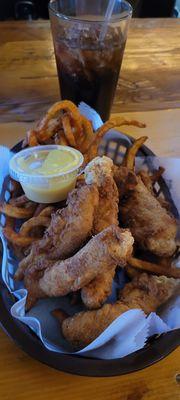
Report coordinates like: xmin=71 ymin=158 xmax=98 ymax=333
xmin=28 ymin=129 xmax=39 ymax=147
xmin=110 ymin=116 xmax=146 ymax=128
xmin=38 ymin=206 xmax=55 ymax=218
xmin=84 ymin=121 xmax=114 ymax=163
xmin=128 ymin=257 xmax=180 ymax=279
xmin=22 ymin=129 xmax=39 ymax=148
xmin=92 ymin=117 xmax=146 ymax=163
xmin=22 ymin=100 xmax=147 ymax=152
xmin=3 ymin=226 xmax=37 ymax=247
xmin=80 ymin=116 xmax=94 ymax=153
xmin=9 ymin=195 xmax=29 ymax=207
xmin=58 ymin=132 xmax=69 ymax=146
xmin=20 ymin=216 xmax=50 ymax=237
xmin=33 ymin=204 xmax=48 ymax=217
xmin=9 ymin=179 xmax=22 ymax=198
xmin=122 ymin=136 xmax=148 ymax=170
xmin=69 ymin=113 xmax=84 ymax=143
xmin=62 ymin=114 xmax=76 ymax=147
xmin=0 ymin=203 xmax=36 ymax=219
xmin=4 ymin=216 xmax=14 ymax=229
xmin=37 ymin=101 xmax=82 ymax=143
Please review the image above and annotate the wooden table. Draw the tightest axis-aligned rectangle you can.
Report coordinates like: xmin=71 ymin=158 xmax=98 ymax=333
xmin=0 ymin=18 xmax=180 ymax=399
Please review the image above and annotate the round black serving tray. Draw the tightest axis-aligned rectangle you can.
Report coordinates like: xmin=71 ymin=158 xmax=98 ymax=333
xmin=0 ymin=135 xmax=179 ymax=377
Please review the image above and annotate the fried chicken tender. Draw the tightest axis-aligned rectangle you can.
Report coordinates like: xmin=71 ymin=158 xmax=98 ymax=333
xmin=15 ymin=184 xmax=99 ymax=280
xmin=62 ymin=302 xmax=129 ymax=349
xmin=81 ymin=269 xmax=116 ymax=309
xmin=61 ymin=273 xmax=179 ymax=349
xmin=24 ymin=226 xmax=134 ymax=309
xmin=35 ymin=183 xmax=99 ymax=259
xmin=138 ymin=170 xmax=154 ymax=194
xmin=82 ymin=157 xmax=119 ymax=308
xmin=138 ymin=167 xmax=165 ymax=196
xmin=115 ymin=167 xmax=177 ymax=257
xmin=113 ymin=165 xmax=138 ymax=199
xmin=119 ymin=273 xmax=179 ymax=314
xmin=84 ymin=156 xmax=119 ymax=233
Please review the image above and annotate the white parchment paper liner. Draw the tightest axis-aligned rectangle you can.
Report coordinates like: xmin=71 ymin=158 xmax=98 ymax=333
xmin=0 ymin=104 xmax=179 ymax=359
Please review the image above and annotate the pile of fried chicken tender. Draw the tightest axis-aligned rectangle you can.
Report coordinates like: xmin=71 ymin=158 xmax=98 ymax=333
xmin=1 ymin=101 xmax=180 ymax=350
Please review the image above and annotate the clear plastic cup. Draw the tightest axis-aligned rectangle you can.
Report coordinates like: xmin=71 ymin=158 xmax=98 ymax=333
xmin=9 ymin=145 xmax=84 ymax=203
xmin=49 ymin=0 xmax=132 ymax=122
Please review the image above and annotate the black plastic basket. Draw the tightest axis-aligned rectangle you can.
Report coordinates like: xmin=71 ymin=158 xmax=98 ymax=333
xmin=0 ymin=133 xmax=179 ymax=377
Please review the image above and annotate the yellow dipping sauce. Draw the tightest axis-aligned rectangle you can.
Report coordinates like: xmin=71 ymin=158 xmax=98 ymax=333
xmin=9 ymin=145 xmax=84 ymax=203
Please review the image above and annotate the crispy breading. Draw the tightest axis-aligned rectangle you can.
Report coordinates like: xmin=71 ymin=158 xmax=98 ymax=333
xmin=15 ymin=184 xmax=99 ymax=280
xmin=81 ymin=268 xmax=116 ymax=309
xmin=84 ymin=156 xmax=119 ymax=233
xmin=62 ymin=302 xmax=129 ymax=349
xmin=138 ymin=170 xmax=154 ymax=194
xmin=118 ymin=172 xmax=177 ymax=257
xmin=113 ymin=165 xmax=138 ymax=199
xmin=138 ymin=167 xmax=165 ymax=195
xmin=82 ymin=157 xmax=119 ymax=308
xmin=61 ymin=273 xmax=179 ymax=349
xmin=114 ymin=165 xmax=177 ymax=256
xmin=119 ymin=273 xmax=179 ymax=314
xmin=35 ymin=183 xmax=99 ymax=259
xmin=24 ymin=226 xmax=134 ymax=309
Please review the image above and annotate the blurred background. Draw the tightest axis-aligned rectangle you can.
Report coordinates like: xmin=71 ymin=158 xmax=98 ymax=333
xmin=0 ymin=0 xmax=179 ymax=20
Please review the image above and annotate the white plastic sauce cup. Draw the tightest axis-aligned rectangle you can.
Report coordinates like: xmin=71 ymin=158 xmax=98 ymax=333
xmin=9 ymin=145 xmax=84 ymax=203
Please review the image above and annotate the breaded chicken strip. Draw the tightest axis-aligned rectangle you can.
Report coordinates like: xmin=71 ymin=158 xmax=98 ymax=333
xmin=34 ymin=184 xmax=99 ymax=258
xmin=62 ymin=302 xmax=129 ymax=349
xmin=120 ymin=175 xmax=177 ymax=257
xmin=15 ymin=184 xmax=99 ymax=280
xmin=82 ymin=157 xmax=119 ymax=308
xmin=84 ymin=156 xmax=119 ymax=234
xmin=24 ymin=226 xmax=134 ymax=309
xmin=61 ymin=273 xmax=179 ymax=349
xmin=119 ymin=273 xmax=179 ymax=314
xmin=114 ymin=166 xmax=177 ymax=257
xmin=113 ymin=165 xmax=138 ymax=199
xmin=81 ymin=269 xmax=115 ymax=309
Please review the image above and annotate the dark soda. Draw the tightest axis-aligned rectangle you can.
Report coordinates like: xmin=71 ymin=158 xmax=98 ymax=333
xmin=53 ymin=30 xmax=125 ymax=121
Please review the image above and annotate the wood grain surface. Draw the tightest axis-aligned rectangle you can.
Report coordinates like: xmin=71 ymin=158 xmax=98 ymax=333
xmin=0 ymin=19 xmax=180 ymax=123
xmin=0 ymin=327 xmax=179 ymax=400
xmin=0 ymin=18 xmax=180 ymax=399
